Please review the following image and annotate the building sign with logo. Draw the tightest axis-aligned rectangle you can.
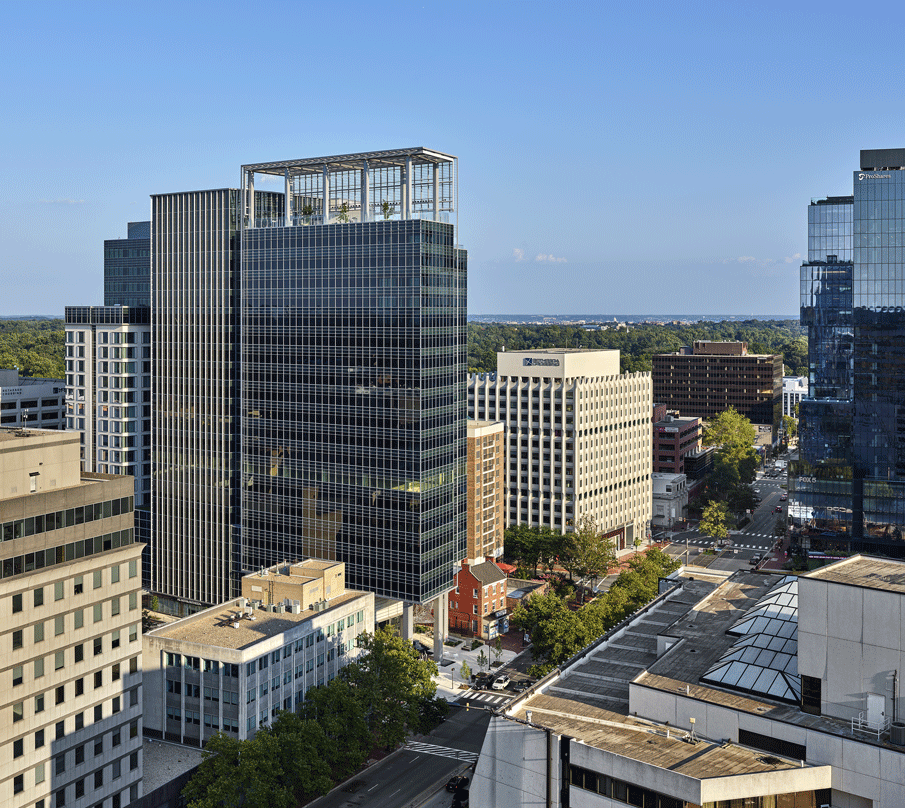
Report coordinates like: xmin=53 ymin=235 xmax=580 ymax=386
xmin=523 ymin=357 xmax=560 ymax=367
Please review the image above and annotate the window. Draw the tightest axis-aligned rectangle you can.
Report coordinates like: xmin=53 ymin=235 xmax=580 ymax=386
xmin=75 ymin=677 xmax=84 ymax=696
xmin=93 ymin=570 xmax=102 ymax=589
xmin=129 ymin=592 xmax=137 ymax=610
xmin=129 ymin=624 xmax=137 ymax=643
xmin=55 ymin=615 xmax=65 ymax=635
xmin=94 ymin=705 xmax=102 ymax=722
xmin=130 ymin=751 xmax=139 ymax=770
xmin=13 ymin=775 xmax=23 ymax=794
xmin=55 ymin=720 xmax=65 ymax=740
xmin=112 ymin=629 xmax=121 ymax=649
xmin=12 ymin=629 xmax=22 ymax=650
xmin=35 ymin=728 xmax=44 ymax=748
xmin=112 ymin=663 xmax=120 ymax=682
xmin=12 ymin=593 xmax=22 ymax=613
xmin=94 ymin=637 xmax=102 ymax=656
xmin=13 ymin=665 xmax=23 ymax=686
xmin=73 ymin=576 xmax=83 ymax=595
xmin=94 ymin=771 xmax=103 ymax=789
xmin=54 ymin=753 xmax=66 ymax=775
xmin=55 ymin=651 xmax=64 ymax=670
xmin=112 ymin=696 xmax=120 ymax=714
xmin=74 ymin=644 xmax=84 ymax=663
xmin=34 ymin=622 xmax=44 ymax=642
xmin=74 ymin=609 xmax=83 ymax=629
xmin=95 ymin=671 xmax=103 ymax=689
xmin=54 ymin=581 xmax=64 ymax=601
xmin=111 ymin=565 xmax=120 ymax=583
xmin=55 ymin=685 xmax=65 ymax=704
xmin=13 ymin=738 xmax=23 ymax=758
xmin=94 ymin=737 xmax=103 ymax=756
xmin=75 ymin=712 xmax=84 ymax=730
xmin=111 ymin=728 xmax=121 ymax=747
xmin=35 ymin=694 xmax=44 ymax=713
xmin=93 ymin=604 xmax=102 ymax=622
xmin=128 ymin=560 xmax=137 ymax=578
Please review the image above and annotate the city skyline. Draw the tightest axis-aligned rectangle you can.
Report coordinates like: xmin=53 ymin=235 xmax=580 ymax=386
xmin=4 ymin=1 xmax=905 ymax=316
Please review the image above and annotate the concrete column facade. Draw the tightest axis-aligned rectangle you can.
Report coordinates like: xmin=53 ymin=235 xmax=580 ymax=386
xmin=284 ymin=169 xmax=292 ymax=226
xmin=360 ymin=160 xmax=370 ymax=222
xmin=401 ymin=601 xmax=414 ymax=640
xmin=322 ymin=165 xmax=330 ymax=224
xmin=432 ymin=593 xmax=449 ymax=661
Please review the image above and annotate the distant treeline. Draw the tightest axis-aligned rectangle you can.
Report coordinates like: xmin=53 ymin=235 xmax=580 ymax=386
xmin=0 ymin=317 xmax=807 ymax=386
xmin=468 ymin=320 xmax=807 ymax=376
xmin=0 ymin=319 xmax=65 ymax=379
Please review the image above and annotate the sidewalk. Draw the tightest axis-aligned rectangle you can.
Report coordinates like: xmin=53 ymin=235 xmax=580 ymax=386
xmin=428 ymin=634 xmax=519 ymax=701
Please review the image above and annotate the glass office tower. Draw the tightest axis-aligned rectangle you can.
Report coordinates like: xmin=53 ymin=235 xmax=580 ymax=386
xmin=105 ymin=221 xmax=151 ymax=308
xmin=791 ymin=150 xmax=905 ymax=554
xmin=240 ymin=149 xmax=467 ymax=604
xmin=151 ymin=188 xmax=282 ymax=608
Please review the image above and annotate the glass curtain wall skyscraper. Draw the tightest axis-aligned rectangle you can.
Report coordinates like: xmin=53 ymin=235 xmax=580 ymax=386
xmin=239 ymin=149 xmax=466 ymax=604
xmin=791 ymin=149 xmax=905 ymax=554
xmin=150 ymin=188 xmax=282 ymax=608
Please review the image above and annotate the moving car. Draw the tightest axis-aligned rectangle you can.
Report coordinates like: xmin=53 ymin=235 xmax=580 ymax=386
xmin=779 ymin=493 xmax=788 ymax=501
xmin=491 ymin=674 xmax=511 ymax=691
xmin=774 ymin=505 xmax=783 ymax=513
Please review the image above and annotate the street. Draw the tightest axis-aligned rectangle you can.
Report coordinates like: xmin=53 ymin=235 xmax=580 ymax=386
xmin=305 ymin=707 xmax=489 ymax=808
xmin=662 ymin=468 xmax=789 ymax=570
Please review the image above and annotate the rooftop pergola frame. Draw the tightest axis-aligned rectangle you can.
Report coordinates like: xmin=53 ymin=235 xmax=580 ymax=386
xmin=241 ymin=147 xmax=457 ymax=229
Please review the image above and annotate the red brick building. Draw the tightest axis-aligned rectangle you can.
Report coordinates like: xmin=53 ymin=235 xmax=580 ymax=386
xmin=653 ymin=414 xmax=702 ymax=474
xmin=448 ymin=559 xmax=508 ymax=639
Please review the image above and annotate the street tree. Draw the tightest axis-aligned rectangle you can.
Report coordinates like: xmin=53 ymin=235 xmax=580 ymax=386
xmin=340 ymin=626 xmax=437 ymax=748
xmin=459 ymin=660 xmax=472 ymax=684
xmin=566 ymin=515 xmax=616 ymax=596
xmin=504 ymin=524 xmax=563 ymax=577
xmin=476 ymin=649 xmax=489 ymax=674
xmin=298 ymin=678 xmax=370 ymax=778
xmin=700 ymin=500 xmax=731 ymax=543
xmin=704 ymin=407 xmax=759 ymax=489
xmin=491 ymin=636 xmax=504 ymax=667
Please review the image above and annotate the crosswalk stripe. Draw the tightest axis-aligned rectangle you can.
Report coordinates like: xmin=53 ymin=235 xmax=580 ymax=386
xmin=405 ymin=742 xmax=479 ymax=763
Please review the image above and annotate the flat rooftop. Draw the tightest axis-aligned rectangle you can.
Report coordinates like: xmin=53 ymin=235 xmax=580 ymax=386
xmin=507 ymin=574 xmax=819 ymax=778
xmin=147 ymin=590 xmax=367 ymax=651
xmin=805 ymin=554 xmax=905 ymax=593
xmin=142 ymin=739 xmax=203 ymax=795
xmin=512 ymin=694 xmax=806 ymax=778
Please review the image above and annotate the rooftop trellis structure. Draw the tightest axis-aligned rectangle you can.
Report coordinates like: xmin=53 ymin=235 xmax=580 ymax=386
xmin=240 ymin=147 xmax=457 ymax=230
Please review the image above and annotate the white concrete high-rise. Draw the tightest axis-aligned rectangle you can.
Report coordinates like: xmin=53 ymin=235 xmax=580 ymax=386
xmin=468 ymin=349 xmax=652 ymax=552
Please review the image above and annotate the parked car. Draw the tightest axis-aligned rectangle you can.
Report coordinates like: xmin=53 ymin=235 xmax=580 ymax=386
xmin=447 ymin=775 xmax=470 ymax=793
xmin=749 ymin=554 xmax=763 ymax=566
xmin=492 ymin=674 xmax=511 ymax=691
xmin=473 ymin=673 xmax=492 ymax=690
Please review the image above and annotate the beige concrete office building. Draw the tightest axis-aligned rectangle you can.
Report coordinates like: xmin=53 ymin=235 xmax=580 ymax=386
xmin=0 ymin=428 xmax=143 ymax=808
xmin=143 ymin=560 xmax=374 ymax=745
xmin=468 ymin=349 xmax=652 ymax=551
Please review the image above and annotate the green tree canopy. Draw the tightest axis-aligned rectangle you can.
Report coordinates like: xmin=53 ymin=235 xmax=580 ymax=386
xmin=704 ymin=407 xmax=759 ymax=491
xmin=700 ymin=500 xmax=731 ymax=542
xmin=339 ymin=626 xmax=437 ymax=748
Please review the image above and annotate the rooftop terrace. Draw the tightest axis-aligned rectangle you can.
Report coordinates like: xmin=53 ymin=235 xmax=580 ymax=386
xmin=241 ymin=147 xmax=456 ymax=229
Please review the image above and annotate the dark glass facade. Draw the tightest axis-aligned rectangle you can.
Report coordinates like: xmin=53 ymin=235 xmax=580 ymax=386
xmin=791 ymin=155 xmax=905 ymax=553
xmin=151 ymin=189 xmax=282 ymax=606
xmin=104 ymin=221 xmax=151 ymax=308
xmin=241 ymin=219 xmax=466 ymax=603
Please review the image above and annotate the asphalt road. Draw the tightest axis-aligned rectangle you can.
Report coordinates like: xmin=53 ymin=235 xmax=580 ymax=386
xmin=306 ymin=707 xmax=489 ymax=808
xmin=663 ymin=469 xmax=789 ymax=568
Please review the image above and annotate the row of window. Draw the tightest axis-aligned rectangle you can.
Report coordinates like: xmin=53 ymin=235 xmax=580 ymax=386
xmin=14 ymin=685 xmax=138 ymax=728
xmin=1 ymin=498 xmax=134 ymax=543
xmin=12 ymin=565 xmax=136 ymax=612
xmin=0 ymin=530 xmax=135 ymax=582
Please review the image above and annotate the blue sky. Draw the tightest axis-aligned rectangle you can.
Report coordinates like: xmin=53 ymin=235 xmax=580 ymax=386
xmin=1 ymin=0 xmax=903 ymax=316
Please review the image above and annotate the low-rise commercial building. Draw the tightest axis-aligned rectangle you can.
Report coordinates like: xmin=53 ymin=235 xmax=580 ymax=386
xmin=651 ymin=473 xmax=688 ymax=527
xmin=143 ymin=560 xmax=374 ymax=746
xmin=473 ymin=556 xmax=905 ymax=807
xmin=652 ymin=413 xmax=701 ymax=475
xmin=448 ymin=560 xmax=508 ymax=639
xmin=784 ymin=375 xmax=807 ymax=417
xmin=0 ymin=370 xmax=66 ymax=430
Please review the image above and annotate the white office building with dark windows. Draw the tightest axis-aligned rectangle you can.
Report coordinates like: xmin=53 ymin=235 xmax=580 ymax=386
xmin=468 ymin=349 xmax=651 ymax=552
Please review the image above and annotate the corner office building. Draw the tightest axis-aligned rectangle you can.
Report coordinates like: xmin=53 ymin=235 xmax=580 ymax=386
xmin=0 ymin=429 xmax=143 ymax=808
xmin=791 ymin=148 xmax=905 ymax=554
xmin=468 ymin=349 xmax=651 ymax=551
xmin=152 ymin=149 xmax=466 ymax=607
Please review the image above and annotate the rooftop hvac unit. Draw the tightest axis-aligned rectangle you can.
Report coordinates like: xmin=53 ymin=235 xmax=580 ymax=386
xmin=290 ymin=601 xmax=301 ymax=614
xmin=238 ymin=597 xmax=248 ymax=609
xmin=891 ymin=721 xmax=905 ymax=746
xmin=276 ymin=604 xmax=285 ymax=614
xmin=232 ymin=622 xmax=239 ymax=629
